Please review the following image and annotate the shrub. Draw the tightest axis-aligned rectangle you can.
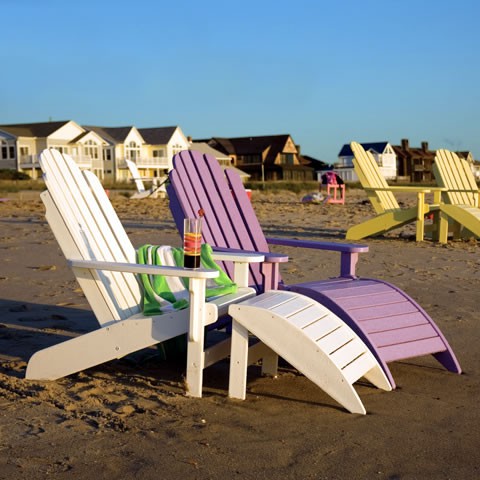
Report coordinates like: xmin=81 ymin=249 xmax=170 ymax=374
xmin=0 ymin=169 xmax=31 ymax=180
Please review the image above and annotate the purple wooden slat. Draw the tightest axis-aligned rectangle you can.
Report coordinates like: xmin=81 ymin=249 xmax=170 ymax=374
xmin=344 ymin=302 xmax=419 ymax=322
xmin=379 ymin=337 xmax=446 ymax=363
xmin=303 ymin=280 xmax=392 ymax=296
xmin=170 ymin=151 xmax=266 ymax=289
xmin=169 ymin=153 xmax=234 ymax=279
xmin=225 ymin=169 xmax=273 ymax=253
xmin=334 ymin=291 xmax=407 ymax=309
xmin=369 ymin=324 xmax=439 ymax=347
xmin=360 ymin=312 xmax=429 ymax=333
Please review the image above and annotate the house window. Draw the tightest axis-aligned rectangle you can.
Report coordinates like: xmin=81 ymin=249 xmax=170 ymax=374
xmin=84 ymin=140 xmax=99 ymax=159
xmin=103 ymin=149 xmax=112 ymax=161
xmin=126 ymin=141 xmax=140 ymax=161
xmin=52 ymin=146 xmax=68 ymax=154
xmin=238 ymin=154 xmax=261 ymax=164
xmin=279 ymin=153 xmax=294 ymax=165
xmin=9 ymin=146 xmax=15 ymax=158
xmin=153 ymin=149 xmax=165 ymax=158
xmin=171 ymin=144 xmax=183 ymax=157
xmin=1 ymin=141 xmax=7 ymax=159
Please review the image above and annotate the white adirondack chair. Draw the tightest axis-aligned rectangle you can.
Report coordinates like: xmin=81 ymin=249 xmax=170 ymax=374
xmin=125 ymin=159 xmax=166 ymax=199
xmin=26 ymin=149 xmax=264 ymax=397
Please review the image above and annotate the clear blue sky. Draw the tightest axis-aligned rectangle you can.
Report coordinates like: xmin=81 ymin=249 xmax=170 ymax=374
xmin=1 ymin=0 xmax=479 ymax=163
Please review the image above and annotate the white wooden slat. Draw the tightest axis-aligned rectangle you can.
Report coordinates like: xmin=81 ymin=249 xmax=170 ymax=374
xmin=301 ymin=313 xmax=343 ymax=339
xmin=41 ymin=150 xmax=139 ymax=318
xmin=84 ymin=170 xmax=137 ymax=263
xmin=329 ymin=337 xmax=369 ymax=369
xmin=270 ymin=295 xmax=315 ymax=317
xmin=315 ymin=325 xmax=356 ymax=354
xmin=286 ymin=304 xmax=330 ymax=329
xmin=242 ymin=291 xmax=291 ymax=309
xmin=42 ymin=191 xmax=121 ymax=325
xmin=61 ymin=154 xmax=140 ymax=312
xmin=341 ymin=353 xmax=378 ymax=385
xmin=228 ymin=290 xmax=392 ymax=413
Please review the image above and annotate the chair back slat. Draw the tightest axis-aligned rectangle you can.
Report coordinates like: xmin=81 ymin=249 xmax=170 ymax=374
xmin=40 ymin=149 xmax=141 ymax=322
xmin=168 ymin=150 xmax=269 ymax=291
xmin=434 ymin=150 xmax=479 ymax=207
xmin=351 ymin=142 xmax=399 ymax=212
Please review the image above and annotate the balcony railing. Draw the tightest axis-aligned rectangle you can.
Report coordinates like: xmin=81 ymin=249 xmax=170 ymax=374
xmin=18 ymin=155 xmax=40 ymax=168
xmin=17 ymin=154 xmax=169 ymax=172
xmin=117 ymin=156 xmax=170 ymax=169
xmin=18 ymin=154 xmax=98 ymax=170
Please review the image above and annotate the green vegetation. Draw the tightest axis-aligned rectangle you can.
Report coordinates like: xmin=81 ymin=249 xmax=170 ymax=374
xmin=0 ymin=169 xmax=31 ymax=180
xmin=245 ymin=181 xmax=320 ymax=194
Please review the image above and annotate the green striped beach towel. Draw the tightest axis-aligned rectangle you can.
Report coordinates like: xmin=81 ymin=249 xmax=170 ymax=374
xmin=137 ymin=243 xmax=237 ymax=360
xmin=137 ymin=243 xmax=237 ymax=316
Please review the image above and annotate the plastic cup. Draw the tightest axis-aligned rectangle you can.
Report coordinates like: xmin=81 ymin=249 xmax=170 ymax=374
xmin=183 ymin=218 xmax=202 ymax=268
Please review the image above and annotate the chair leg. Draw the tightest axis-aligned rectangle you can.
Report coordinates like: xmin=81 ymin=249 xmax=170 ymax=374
xmin=228 ymin=320 xmax=249 ymax=400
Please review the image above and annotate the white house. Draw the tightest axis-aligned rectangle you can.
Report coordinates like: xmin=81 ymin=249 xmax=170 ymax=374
xmin=0 ymin=120 xmax=97 ymax=179
xmin=0 ymin=121 xmax=190 ymax=182
xmin=336 ymin=142 xmax=397 ymax=182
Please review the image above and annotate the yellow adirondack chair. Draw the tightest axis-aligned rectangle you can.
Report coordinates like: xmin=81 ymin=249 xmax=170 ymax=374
xmin=433 ymin=149 xmax=480 ymax=243
xmin=346 ymin=142 xmax=443 ymax=242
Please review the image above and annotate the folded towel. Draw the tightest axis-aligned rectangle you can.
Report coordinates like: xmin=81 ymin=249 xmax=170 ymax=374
xmin=137 ymin=243 xmax=237 ymax=316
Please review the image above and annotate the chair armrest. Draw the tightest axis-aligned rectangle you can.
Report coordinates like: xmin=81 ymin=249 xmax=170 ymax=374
xmin=211 ymin=251 xmax=265 ymax=263
xmin=211 ymin=246 xmax=287 ymax=290
xmin=212 ymin=251 xmax=265 ymax=288
xmin=443 ymin=187 xmax=480 ymax=193
xmin=265 ymin=237 xmax=369 ymax=253
xmin=212 ymin=246 xmax=288 ymax=263
xmin=365 ymin=186 xmax=448 ymax=195
xmin=265 ymin=237 xmax=368 ymax=278
xmin=68 ymin=259 xmax=219 ymax=279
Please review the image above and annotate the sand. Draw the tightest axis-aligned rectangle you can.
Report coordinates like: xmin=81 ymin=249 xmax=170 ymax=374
xmin=0 ymin=189 xmax=478 ymax=479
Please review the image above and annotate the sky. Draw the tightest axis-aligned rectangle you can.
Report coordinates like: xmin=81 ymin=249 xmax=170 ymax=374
xmin=1 ymin=0 xmax=479 ymax=164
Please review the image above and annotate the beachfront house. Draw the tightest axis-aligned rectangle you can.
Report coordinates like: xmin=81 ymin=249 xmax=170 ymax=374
xmin=0 ymin=121 xmax=190 ymax=182
xmin=0 ymin=120 xmax=107 ymax=179
xmin=189 ymin=141 xmax=250 ymax=182
xmin=86 ymin=125 xmax=189 ymax=181
xmin=336 ymin=142 xmax=397 ymax=182
xmin=392 ymin=139 xmax=436 ymax=182
xmin=198 ymin=134 xmax=314 ymax=182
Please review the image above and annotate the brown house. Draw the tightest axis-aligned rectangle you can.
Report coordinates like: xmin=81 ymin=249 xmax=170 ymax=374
xmin=393 ymin=139 xmax=436 ymax=183
xmin=201 ymin=134 xmax=314 ymax=181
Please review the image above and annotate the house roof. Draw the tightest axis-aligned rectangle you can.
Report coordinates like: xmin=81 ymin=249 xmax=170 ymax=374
xmin=392 ymin=144 xmax=435 ymax=159
xmin=0 ymin=121 xmax=71 ymax=137
xmin=189 ymin=142 xmax=232 ymax=162
xmin=137 ymin=126 xmax=177 ymax=145
xmin=204 ymin=135 xmax=294 ymax=165
xmin=189 ymin=142 xmax=250 ymax=178
xmin=338 ymin=142 xmax=389 ymax=157
xmin=301 ymin=155 xmax=330 ymax=170
xmin=84 ymin=126 xmax=134 ymax=144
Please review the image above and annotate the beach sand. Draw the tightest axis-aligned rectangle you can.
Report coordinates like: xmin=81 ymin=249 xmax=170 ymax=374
xmin=0 ymin=190 xmax=478 ymax=479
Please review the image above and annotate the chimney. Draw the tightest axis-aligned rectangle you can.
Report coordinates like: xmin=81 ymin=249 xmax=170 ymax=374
xmin=187 ymin=136 xmax=192 ymax=143
xmin=401 ymin=139 xmax=409 ymax=150
xmin=421 ymin=141 xmax=428 ymax=152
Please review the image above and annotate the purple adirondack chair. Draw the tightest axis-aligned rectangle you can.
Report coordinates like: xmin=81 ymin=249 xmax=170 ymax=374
xmin=167 ymin=150 xmax=462 ymax=388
